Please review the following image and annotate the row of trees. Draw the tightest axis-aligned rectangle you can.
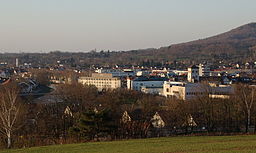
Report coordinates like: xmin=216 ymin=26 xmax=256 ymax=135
xmin=1 ymin=82 xmax=256 ymax=149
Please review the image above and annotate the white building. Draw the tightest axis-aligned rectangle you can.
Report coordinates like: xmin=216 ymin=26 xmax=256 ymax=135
xmin=199 ymin=63 xmax=210 ymax=77
xmin=172 ymin=70 xmax=188 ymax=76
xmin=127 ymin=76 xmax=169 ymax=91
xmin=136 ymin=70 xmax=151 ymax=77
xmin=95 ymin=68 xmax=136 ymax=77
xmin=162 ymin=81 xmax=233 ymax=100
xmin=187 ymin=65 xmax=199 ymax=83
xmin=78 ymin=73 xmax=121 ymax=91
xmin=141 ymin=86 xmax=163 ymax=95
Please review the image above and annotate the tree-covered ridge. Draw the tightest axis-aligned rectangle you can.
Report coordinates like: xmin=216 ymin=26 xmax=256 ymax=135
xmin=1 ymin=23 xmax=256 ymax=68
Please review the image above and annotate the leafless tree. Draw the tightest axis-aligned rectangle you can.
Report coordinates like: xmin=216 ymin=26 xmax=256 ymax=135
xmin=235 ymin=84 xmax=256 ymax=133
xmin=0 ymin=83 xmax=25 ymax=148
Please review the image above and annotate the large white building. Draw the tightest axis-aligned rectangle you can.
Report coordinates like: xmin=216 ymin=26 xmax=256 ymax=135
xmin=127 ymin=76 xmax=169 ymax=91
xmin=95 ymin=69 xmax=136 ymax=77
xmin=162 ymin=81 xmax=233 ymax=100
xmin=78 ymin=73 xmax=121 ymax=91
xmin=141 ymin=86 xmax=163 ymax=95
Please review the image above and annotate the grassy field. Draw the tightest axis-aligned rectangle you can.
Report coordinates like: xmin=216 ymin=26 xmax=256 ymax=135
xmin=1 ymin=135 xmax=256 ymax=153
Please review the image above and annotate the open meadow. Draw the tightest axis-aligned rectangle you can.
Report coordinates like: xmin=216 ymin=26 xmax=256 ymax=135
xmin=1 ymin=135 xmax=256 ymax=153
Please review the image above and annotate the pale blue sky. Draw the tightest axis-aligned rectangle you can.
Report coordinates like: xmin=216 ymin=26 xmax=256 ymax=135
xmin=0 ymin=0 xmax=255 ymax=52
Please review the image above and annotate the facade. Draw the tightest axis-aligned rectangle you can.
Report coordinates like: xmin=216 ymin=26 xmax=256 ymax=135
xmin=50 ymin=74 xmax=76 ymax=84
xmin=95 ymin=69 xmax=136 ymax=77
xmin=172 ymin=70 xmax=188 ymax=76
xmin=141 ymin=86 xmax=163 ymax=95
xmin=127 ymin=76 xmax=169 ymax=91
xmin=199 ymin=64 xmax=210 ymax=77
xmin=162 ymin=81 xmax=233 ymax=100
xmin=78 ymin=73 xmax=121 ymax=91
xmin=187 ymin=65 xmax=199 ymax=83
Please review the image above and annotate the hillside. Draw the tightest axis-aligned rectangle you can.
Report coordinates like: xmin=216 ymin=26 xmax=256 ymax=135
xmin=1 ymin=135 xmax=256 ymax=153
xmin=2 ymin=23 xmax=256 ymax=68
xmin=157 ymin=23 xmax=256 ymax=59
xmin=81 ymin=22 xmax=256 ymax=66
xmin=120 ymin=23 xmax=256 ymax=64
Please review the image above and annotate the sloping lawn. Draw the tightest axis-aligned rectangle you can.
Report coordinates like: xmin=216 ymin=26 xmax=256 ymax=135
xmin=1 ymin=135 xmax=256 ymax=153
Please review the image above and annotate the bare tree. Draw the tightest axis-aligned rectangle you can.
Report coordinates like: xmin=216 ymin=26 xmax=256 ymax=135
xmin=192 ymin=83 xmax=216 ymax=132
xmin=235 ymin=84 xmax=256 ymax=133
xmin=0 ymin=83 xmax=24 ymax=148
xmin=31 ymin=69 xmax=51 ymax=86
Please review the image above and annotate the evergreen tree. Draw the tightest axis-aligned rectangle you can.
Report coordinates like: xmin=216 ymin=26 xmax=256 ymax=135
xmin=69 ymin=109 xmax=116 ymax=140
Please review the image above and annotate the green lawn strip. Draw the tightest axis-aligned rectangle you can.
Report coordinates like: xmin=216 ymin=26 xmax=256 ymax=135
xmin=1 ymin=135 xmax=256 ymax=153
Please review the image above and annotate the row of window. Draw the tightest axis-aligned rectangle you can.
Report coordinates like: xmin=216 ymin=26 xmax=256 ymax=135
xmin=186 ymin=92 xmax=229 ymax=96
xmin=84 ymin=78 xmax=118 ymax=81
xmin=86 ymin=81 xmax=114 ymax=84
xmin=85 ymin=83 xmax=119 ymax=86
xmin=186 ymin=92 xmax=203 ymax=95
xmin=165 ymin=88 xmax=229 ymax=96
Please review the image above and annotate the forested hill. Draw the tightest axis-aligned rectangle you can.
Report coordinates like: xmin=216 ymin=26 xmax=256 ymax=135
xmin=96 ymin=22 xmax=256 ymax=66
xmin=2 ymin=23 xmax=256 ymax=68
xmin=154 ymin=22 xmax=256 ymax=60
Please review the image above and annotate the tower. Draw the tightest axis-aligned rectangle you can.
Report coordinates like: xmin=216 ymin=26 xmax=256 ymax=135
xmin=187 ymin=65 xmax=199 ymax=83
xmin=15 ymin=58 xmax=19 ymax=67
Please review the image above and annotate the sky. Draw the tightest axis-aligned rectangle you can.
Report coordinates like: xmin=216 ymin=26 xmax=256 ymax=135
xmin=0 ymin=0 xmax=256 ymax=53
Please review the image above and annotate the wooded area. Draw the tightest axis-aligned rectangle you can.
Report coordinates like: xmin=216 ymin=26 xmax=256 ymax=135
xmin=1 ymin=83 xmax=256 ymax=149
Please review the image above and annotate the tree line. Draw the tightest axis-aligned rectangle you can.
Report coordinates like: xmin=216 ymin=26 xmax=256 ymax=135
xmin=1 ymin=82 xmax=256 ymax=149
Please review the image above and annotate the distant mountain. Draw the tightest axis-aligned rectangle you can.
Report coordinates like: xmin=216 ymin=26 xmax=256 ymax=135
xmin=162 ymin=22 xmax=256 ymax=55
xmin=109 ymin=23 xmax=256 ymax=65
xmin=2 ymin=23 xmax=256 ymax=68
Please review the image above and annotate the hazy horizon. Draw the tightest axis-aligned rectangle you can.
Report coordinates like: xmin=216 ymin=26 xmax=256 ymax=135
xmin=0 ymin=0 xmax=256 ymax=53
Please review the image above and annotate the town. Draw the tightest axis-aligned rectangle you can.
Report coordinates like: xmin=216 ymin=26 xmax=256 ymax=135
xmin=1 ymin=1 xmax=256 ymax=152
xmin=1 ymin=55 xmax=256 ymax=149
xmin=1 ymin=56 xmax=255 ymax=100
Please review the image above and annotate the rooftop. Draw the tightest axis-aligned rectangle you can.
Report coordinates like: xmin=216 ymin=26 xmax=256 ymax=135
xmin=133 ymin=76 xmax=169 ymax=82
